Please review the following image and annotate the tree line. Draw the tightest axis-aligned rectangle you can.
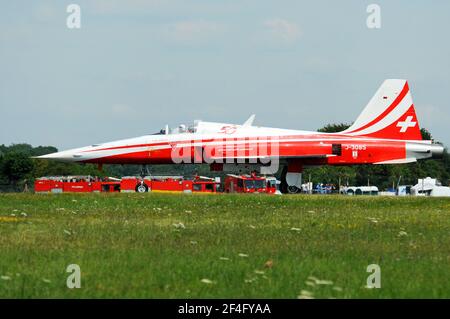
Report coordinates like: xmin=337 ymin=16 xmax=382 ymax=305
xmin=0 ymin=125 xmax=448 ymax=192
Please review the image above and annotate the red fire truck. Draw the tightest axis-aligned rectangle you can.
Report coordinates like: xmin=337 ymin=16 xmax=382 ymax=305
xmin=34 ymin=176 xmax=121 ymax=193
xmin=34 ymin=175 xmax=220 ymax=194
xmin=224 ymin=173 xmax=278 ymax=194
xmin=120 ymin=176 xmax=220 ymax=193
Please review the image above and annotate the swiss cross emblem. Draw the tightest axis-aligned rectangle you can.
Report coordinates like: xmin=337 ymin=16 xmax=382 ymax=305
xmin=396 ymin=116 xmax=417 ymax=133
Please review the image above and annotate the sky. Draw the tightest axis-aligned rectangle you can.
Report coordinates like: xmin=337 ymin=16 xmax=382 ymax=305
xmin=1 ymin=0 xmax=449 ymax=150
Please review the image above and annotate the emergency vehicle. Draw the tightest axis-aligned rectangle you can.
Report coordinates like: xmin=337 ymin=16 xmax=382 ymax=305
xmin=34 ymin=175 xmax=220 ymax=194
xmin=224 ymin=173 xmax=278 ymax=194
xmin=34 ymin=176 xmax=120 ymax=193
xmin=120 ymin=176 xmax=221 ymax=193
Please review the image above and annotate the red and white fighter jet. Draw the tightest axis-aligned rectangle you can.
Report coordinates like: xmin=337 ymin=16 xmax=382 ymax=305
xmin=39 ymin=79 xmax=444 ymax=193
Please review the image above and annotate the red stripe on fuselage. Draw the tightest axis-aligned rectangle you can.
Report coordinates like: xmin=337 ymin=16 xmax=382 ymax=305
xmin=83 ymin=134 xmax=368 ymax=154
xmin=81 ymin=142 xmax=169 ymax=153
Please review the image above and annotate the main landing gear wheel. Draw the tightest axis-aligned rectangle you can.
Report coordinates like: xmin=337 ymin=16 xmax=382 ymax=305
xmin=287 ymin=185 xmax=300 ymax=194
xmin=135 ymin=183 xmax=149 ymax=193
xmin=280 ymin=165 xmax=303 ymax=194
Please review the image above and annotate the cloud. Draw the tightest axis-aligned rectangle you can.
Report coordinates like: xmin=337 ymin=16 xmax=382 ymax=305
xmin=264 ymin=18 xmax=301 ymax=43
xmin=89 ymin=0 xmax=166 ymax=14
xmin=166 ymin=20 xmax=225 ymax=44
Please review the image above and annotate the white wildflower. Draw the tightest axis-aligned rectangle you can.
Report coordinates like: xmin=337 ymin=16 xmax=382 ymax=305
xmin=172 ymin=222 xmax=185 ymax=229
xmin=316 ymin=280 xmax=333 ymax=285
xmin=244 ymin=277 xmax=257 ymax=284
xmin=297 ymin=290 xmax=314 ymax=299
xmin=307 ymin=276 xmax=333 ymax=285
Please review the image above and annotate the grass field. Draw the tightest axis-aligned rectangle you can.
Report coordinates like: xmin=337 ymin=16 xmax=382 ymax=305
xmin=0 ymin=193 xmax=450 ymax=298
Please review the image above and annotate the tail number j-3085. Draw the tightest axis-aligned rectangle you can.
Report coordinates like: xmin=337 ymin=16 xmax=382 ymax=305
xmin=344 ymin=144 xmax=367 ymax=151
xmin=344 ymin=144 xmax=367 ymax=160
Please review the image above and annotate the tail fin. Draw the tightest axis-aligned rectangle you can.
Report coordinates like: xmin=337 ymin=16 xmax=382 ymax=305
xmin=343 ymin=79 xmax=423 ymax=140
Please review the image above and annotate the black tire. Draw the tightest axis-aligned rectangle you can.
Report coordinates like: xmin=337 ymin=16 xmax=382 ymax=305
xmin=135 ymin=182 xmax=149 ymax=193
xmin=281 ymin=165 xmax=301 ymax=194
xmin=287 ymin=185 xmax=300 ymax=194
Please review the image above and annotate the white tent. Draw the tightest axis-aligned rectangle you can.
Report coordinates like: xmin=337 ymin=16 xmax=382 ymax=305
xmin=411 ymin=177 xmax=450 ymax=197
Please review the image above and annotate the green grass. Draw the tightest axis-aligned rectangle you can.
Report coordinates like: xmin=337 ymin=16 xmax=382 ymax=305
xmin=0 ymin=193 xmax=450 ymax=298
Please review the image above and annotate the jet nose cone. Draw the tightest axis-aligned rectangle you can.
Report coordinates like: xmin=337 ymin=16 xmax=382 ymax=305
xmin=34 ymin=153 xmax=57 ymax=159
xmin=35 ymin=150 xmax=83 ymax=162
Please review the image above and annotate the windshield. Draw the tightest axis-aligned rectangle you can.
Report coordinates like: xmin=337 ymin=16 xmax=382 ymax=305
xmin=244 ymin=179 xmax=265 ymax=189
xmin=268 ymin=180 xmax=276 ymax=187
xmin=244 ymin=180 xmax=255 ymax=189
xmin=254 ymin=179 xmax=265 ymax=189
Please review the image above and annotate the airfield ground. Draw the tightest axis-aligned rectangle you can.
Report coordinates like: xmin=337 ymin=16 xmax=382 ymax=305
xmin=0 ymin=193 xmax=450 ymax=298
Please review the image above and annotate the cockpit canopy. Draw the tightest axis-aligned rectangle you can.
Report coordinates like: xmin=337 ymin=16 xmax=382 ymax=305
xmin=150 ymin=115 xmax=257 ymax=135
xmin=152 ymin=120 xmax=239 ymax=135
xmin=152 ymin=121 xmax=199 ymax=135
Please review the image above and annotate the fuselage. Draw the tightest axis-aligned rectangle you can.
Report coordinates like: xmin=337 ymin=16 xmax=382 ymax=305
xmin=38 ymin=123 xmax=443 ymax=166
